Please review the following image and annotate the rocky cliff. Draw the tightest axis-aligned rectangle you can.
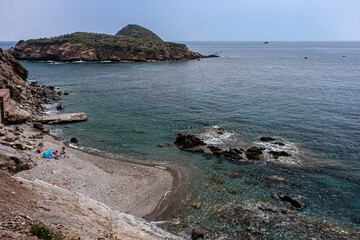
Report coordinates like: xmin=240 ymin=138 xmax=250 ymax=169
xmin=7 ymin=24 xmax=214 ymax=62
xmin=0 ymin=48 xmax=56 ymax=123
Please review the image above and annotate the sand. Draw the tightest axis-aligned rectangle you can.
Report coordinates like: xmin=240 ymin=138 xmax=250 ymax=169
xmin=14 ymin=124 xmax=183 ymax=219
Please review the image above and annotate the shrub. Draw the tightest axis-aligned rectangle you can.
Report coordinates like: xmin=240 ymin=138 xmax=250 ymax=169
xmin=30 ymin=225 xmax=62 ymax=240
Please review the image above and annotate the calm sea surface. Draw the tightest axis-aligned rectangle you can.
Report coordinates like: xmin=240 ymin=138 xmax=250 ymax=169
xmin=1 ymin=41 xmax=360 ymax=237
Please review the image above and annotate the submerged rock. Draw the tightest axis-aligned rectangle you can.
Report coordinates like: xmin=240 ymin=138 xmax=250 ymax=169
xmin=192 ymin=227 xmax=205 ymax=239
xmin=208 ymin=199 xmax=359 ymax=239
xmin=174 ymin=133 xmax=205 ymax=150
xmin=189 ymin=202 xmax=201 ymax=209
xmin=272 ymin=193 xmax=306 ymax=209
xmin=211 ymin=163 xmax=226 ymax=170
xmin=267 ymin=175 xmax=286 ymax=182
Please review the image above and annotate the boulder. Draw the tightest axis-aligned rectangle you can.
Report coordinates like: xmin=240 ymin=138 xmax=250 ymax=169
xmin=174 ymin=134 xmax=205 ymax=149
xmin=245 ymin=147 xmax=264 ymax=160
xmin=56 ymin=103 xmax=65 ymax=110
xmin=42 ymin=127 xmax=50 ymax=134
xmin=33 ymin=122 xmax=43 ymax=130
xmin=259 ymin=136 xmax=276 ymax=142
xmin=4 ymin=135 xmax=18 ymax=142
xmin=192 ymin=227 xmax=205 ymax=239
xmin=36 ymin=112 xmax=88 ymax=124
xmin=0 ymin=130 xmax=7 ymax=136
xmin=63 ymin=92 xmax=70 ymax=95
xmin=269 ymin=151 xmax=291 ymax=159
xmin=6 ymin=100 xmax=31 ymax=123
xmin=53 ymin=95 xmax=61 ymax=100
xmin=221 ymin=149 xmax=243 ymax=161
xmin=14 ymin=143 xmax=26 ymax=150
xmin=70 ymin=137 xmax=79 ymax=143
xmin=14 ymin=126 xmax=24 ymax=133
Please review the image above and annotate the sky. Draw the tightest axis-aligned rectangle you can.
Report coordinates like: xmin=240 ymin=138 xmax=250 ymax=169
xmin=0 ymin=0 xmax=360 ymax=41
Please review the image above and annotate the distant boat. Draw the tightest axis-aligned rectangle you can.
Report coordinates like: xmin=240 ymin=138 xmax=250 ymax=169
xmin=264 ymin=41 xmax=269 ymax=44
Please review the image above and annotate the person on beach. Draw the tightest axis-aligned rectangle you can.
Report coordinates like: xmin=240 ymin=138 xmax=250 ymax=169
xmin=60 ymin=146 xmax=66 ymax=158
xmin=52 ymin=150 xmax=60 ymax=159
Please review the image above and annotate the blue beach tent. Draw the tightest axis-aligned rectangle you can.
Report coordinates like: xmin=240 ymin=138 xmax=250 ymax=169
xmin=42 ymin=149 xmax=59 ymax=160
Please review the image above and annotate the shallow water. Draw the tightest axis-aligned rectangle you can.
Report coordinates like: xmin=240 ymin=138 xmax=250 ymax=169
xmin=2 ymin=41 xmax=360 ymax=237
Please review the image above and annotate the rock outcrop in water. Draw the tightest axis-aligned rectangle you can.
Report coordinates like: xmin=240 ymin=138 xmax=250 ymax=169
xmin=174 ymin=126 xmax=298 ymax=166
xmin=6 ymin=24 xmax=217 ymax=62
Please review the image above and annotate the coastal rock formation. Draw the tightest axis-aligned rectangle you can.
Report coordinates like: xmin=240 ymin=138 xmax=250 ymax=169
xmin=6 ymin=24 xmax=217 ymax=62
xmin=35 ymin=112 xmax=88 ymax=124
xmin=174 ymin=126 xmax=298 ymax=165
xmin=0 ymin=48 xmax=57 ymax=123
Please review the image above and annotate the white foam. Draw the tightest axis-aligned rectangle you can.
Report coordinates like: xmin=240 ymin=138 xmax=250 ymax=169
xmin=68 ymin=143 xmax=102 ymax=153
xmin=197 ymin=126 xmax=236 ymax=147
xmin=41 ymin=103 xmax=60 ymax=115
xmin=50 ymin=128 xmax=63 ymax=137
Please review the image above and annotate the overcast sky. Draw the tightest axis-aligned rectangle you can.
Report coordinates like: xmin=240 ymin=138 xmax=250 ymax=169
xmin=1 ymin=0 xmax=359 ymax=41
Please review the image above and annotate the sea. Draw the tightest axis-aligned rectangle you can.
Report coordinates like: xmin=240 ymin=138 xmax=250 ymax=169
xmin=1 ymin=41 xmax=360 ymax=239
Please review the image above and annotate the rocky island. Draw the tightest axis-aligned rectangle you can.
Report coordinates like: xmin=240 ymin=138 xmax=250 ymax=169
xmin=6 ymin=24 xmax=215 ymax=62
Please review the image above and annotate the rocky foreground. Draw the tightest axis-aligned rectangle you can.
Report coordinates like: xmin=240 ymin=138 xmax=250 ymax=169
xmin=0 ymin=123 xmax=183 ymax=240
xmin=6 ymin=24 xmax=217 ymax=62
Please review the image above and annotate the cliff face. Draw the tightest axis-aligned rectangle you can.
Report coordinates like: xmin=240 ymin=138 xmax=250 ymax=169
xmin=0 ymin=48 xmax=56 ymax=123
xmin=6 ymin=25 xmax=209 ymax=62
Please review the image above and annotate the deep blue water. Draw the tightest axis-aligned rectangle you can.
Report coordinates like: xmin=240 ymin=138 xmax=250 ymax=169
xmin=1 ymin=41 xmax=360 ymax=237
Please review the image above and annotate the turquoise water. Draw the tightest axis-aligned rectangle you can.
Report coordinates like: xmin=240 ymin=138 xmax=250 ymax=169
xmin=2 ymin=41 xmax=360 ymax=237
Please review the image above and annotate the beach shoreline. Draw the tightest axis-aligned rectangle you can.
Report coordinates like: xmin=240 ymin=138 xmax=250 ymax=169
xmin=12 ymin=123 xmax=192 ymax=222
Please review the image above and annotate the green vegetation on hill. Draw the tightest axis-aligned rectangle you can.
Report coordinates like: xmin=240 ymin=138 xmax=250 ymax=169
xmin=9 ymin=24 xmax=205 ymax=61
xmin=19 ymin=32 xmax=185 ymax=55
xmin=116 ymin=24 xmax=163 ymax=41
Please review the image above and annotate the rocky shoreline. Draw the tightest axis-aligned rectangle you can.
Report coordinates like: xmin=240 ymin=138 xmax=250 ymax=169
xmin=0 ymin=46 xmax=186 ymax=239
xmin=170 ymin=126 xmax=360 ymax=239
xmin=0 ymin=123 xmax=187 ymax=239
